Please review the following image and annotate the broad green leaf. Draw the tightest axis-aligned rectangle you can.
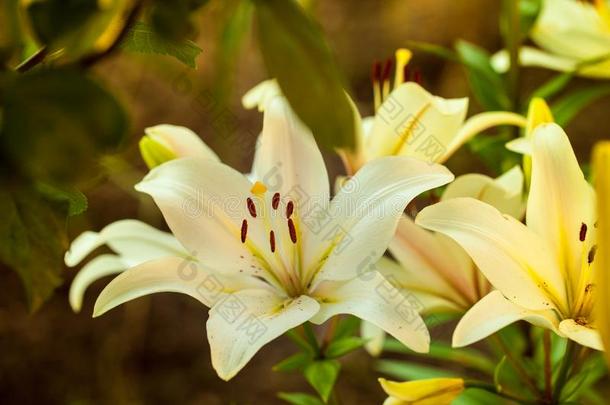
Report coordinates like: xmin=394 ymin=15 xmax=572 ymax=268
xmin=455 ymin=40 xmax=511 ymax=111
xmin=376 ymin=360 xmax=452 ymax=380
xmin=120 ymin=21 xmax=203 ymax=68
xmin=1 ymin=69 xmax=128 ymax=184
xmin=304 ymin=359 xmax=341 ymax=402
xmin=273 ymin=352 xmax=312 ymax=372
xmin=149 ymin=0 xmax=209 ymax=42
xmin=286 ymin=329 xmax=317 ymax=355
xmin=35 ymin=182 xmax=88 ymax=217
xmin=212 ymin=0 xmax=253 ymax=105
xmin=552 ymin=84 xmax=610 ymax=127
xmin=453 ymin=388 xmax=512 ymax=405
xmin=254 ymin=0 xmax=356 ymax=150
xmin=324 ymin=336 xmax=366 ymax=358
xmin=0 ymin=186 xmax=67 ymax=311
xmin=278 ymin=392 xmax=324 ymax=405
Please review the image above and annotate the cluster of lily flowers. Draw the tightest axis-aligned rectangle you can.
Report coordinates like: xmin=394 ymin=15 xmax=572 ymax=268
xmin=64 ymin=0 xmax=610 ymax=400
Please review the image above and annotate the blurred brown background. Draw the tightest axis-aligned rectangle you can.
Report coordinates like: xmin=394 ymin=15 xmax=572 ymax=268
xmin=1 ymin=1 xmax=609 ymax=404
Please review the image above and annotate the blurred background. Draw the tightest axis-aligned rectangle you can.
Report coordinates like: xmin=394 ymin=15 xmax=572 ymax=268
xmin=1 ymin=0 xmax=609 ymax=403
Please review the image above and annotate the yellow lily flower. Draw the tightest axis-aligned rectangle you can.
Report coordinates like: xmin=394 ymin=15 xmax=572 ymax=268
xmin=417 ymin=123 xmax=603 ymax=350
xmin=82 ymin=96 xmax=454 ymax=380
xmin=492 ymin=0 xmax=610 ymax=78
xmin=378 ymin=377 xmax=464 ymax=405
xmin=594 ymin=141 xmax=610 ymax=365
xmin=243 ymin=49 xmax=526 ymax=174
xmin=362 ymin=166 xmax=525 ymax=355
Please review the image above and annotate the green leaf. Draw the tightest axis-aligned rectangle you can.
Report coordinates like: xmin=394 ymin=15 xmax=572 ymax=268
xmin=331 ymin=315 xmax=360 ymax=340
xmin=120 ymin=22 xmax=203 ymax=68
xmin=562 ymin=354 xmax=607 ymax=402
xmin=286 ymin=328 xmax=317 ymax=355
xmin=278 ymin=392 xmax=325 ymax=405
xmin=304 ymin=359 xmax=341 ymax=402
xmin=455 ymin=40 xmax=511 ymax=111
xmin=453 ymin=388 xmax=511 ymax=405
xmin=35 ymin=182 xmax=88 ymax=217
xmin=468 ymin=132 xmax=520 ymax=175
xmin=376 ymin=360 xmax=452 ymax=380
xmin=405 ymin=40 xmax=458 ymax=62
xmin=552 ymin=84 xmax=610 ymax=127
xmin=324 ymin=336 xmax=366 ymax=358
xmin=530 ymin=72 xmax=574 ymax=101
xmin=1 ymin=68 xmax=128 ymax=184
xmin=518 ymin=0 xmax=543 ymax=39
xmin=383 ymin=339 xmax=495 ymax=375
xmin=0 ymin=185 xmax=67 ymax=311
xmin=273 ymin=352 xmax=312 ymax=372
xmin=254 ymin=0 xmax=356 ymax=150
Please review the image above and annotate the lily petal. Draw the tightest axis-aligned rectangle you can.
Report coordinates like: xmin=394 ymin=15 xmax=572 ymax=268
xmin=416 ymin=198 xmax=566 ymax=312
xmin=310 ymin=271 xmax=430 ymax=353
xmin=64 ymin=219 xmax=186 ymax=267
xmin=527 ymin=124 xmax=596 ymax=290
xmin=93 ymin=256 xmax=268 ymax=317
xmin=207 ymin=291 xmax=319 ymax=380
xmin=440 ymin=112 xmax=527 ymax=163
xmin=366 ymin=82 xmax=468 ymax=162
xmin=559 ymin=319 xmax=603 ymax=351
xmin=145 ymin=124 xmax=220 ymax=161
xmin=135 ymin=158 xmax=267 ymax=278
xmin=453 ymin=291 xmax=559 ymax=347
xmin=241 ymin=79 xmax=281 ymax=111
xmin=312 ymin=156 xmax=453 ymax=283
xmin=69 ymin=254 xmax=126 ymax=312
xmin=506 ymin=138 xmax=533 ymax=155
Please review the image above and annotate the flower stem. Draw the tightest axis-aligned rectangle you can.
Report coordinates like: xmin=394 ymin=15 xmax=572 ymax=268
xmin=543 ymin=330 xmax=553 ymax=401
xmin=552 ymin=340 xmax=577 ymax=403
xmin=503 ymin=0 xmax=521 ymax=114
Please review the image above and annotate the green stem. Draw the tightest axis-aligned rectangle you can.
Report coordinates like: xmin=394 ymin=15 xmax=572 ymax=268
xmin=491 ymin=334 xmax=540 ymax=397
xmin=543 ymin=330 xmax=553 ymax=402
xmin=503 ymin=0 xmax=521 ymax=114
xmin=465 ymin=381 xmax=538 ymax=404
xmin=552 ymin=340 xmax=577 ymax=403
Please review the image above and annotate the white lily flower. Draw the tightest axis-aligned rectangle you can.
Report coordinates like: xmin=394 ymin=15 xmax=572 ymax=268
xmin=362 ymin=166 xmax=524 ymax=355
xmin=417 ymin=123 xmax=603 ymax=350
xmin=66 ymin=125 xmax=219 ymax=312
xmin=242 ymin=50 xmax=526 ymax=174
xmin=90 ymin=96 xmax=454 ymax=380
xmin=492 ymin=0 xmax=610 ymax=78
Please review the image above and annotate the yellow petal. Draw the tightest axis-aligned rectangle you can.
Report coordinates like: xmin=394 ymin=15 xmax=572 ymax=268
xmin=593 ymin=141 xmax=610 ymax=360
xmin=559 ymin=319 xmax=603 ymax=351
xmin=523 ymin=98 xmax=554 ymax=184
xmin=378 ymin=378 xmax=464 ymax=404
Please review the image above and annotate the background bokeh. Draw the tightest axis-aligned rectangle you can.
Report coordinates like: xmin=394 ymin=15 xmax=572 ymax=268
xmin=2 ymin=1 xmax=609 ymax=403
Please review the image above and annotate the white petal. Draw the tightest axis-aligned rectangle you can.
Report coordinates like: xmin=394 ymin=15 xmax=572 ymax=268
xmin=440 ymin=112 xmax=527 ymax=163
xmin=207 ymin=291 xmax=319 ymax=380
xmin=559 ymin=319 xmax=603 ymax=351
xmin=310 ymin=271 xmax=430 ymax=353
xmin=69 ymin=254 xmax=126 ymax=312
xmin=442 ymin=166 xmax=524 ymax=219
xmin=416 ymin=197 xmax=567 ymax=312
xmin=241 ymin=79 xmax=281 ymax=111
xmin=361 ymin=321 xmax=386 ymax=357
xmin=64 ymin=219 xmax=186 ymax=267
xmin=145 ymin=124 xmax=220 ymax=161
xmin=367 ymin=82 xmax=468 ymax=163
xmin=528 ymin=124 xmax=596 ymax=289
xmin=93 ymin=256 xmax=268 ymax=317
xmin=388 ymin=217 xmax=473 ymax=309
xmin=135 ymin=158 xmax=268 ymax=279
xmin=310 ymin=156 xmax=453 ymax=283
xmin=453 ymin=291 xmax=559 ymax=347
xmin=506 ymin=137 xmax=533 ymax=155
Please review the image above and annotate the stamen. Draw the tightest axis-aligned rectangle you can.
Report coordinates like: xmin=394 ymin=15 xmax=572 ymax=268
xmin=371 ymin=61 xmax=382 ymax=111
xmin=286 ymin=201 xmax=294 ymax=218
xmin=393 ymin=48 xmax=412 ymax=87
xmin=580 ymin=222 xmax=587 ymax=242
xmin=241 ymin=219 xmax=248 ymax=243
xmin=272 ymin=192 xmax=280 ymax=210
xmin=588 ymin=245 xmax=598 ymax=264
xmin=288 ymin=218 xmax=297 ymax=243
xmin=269 ymin=230 xmax=276 ymax=252
xmin=381 ymin=58 xmax=393 ymax=100
xmin=247 ymin=198 xmax=257 ymax=217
